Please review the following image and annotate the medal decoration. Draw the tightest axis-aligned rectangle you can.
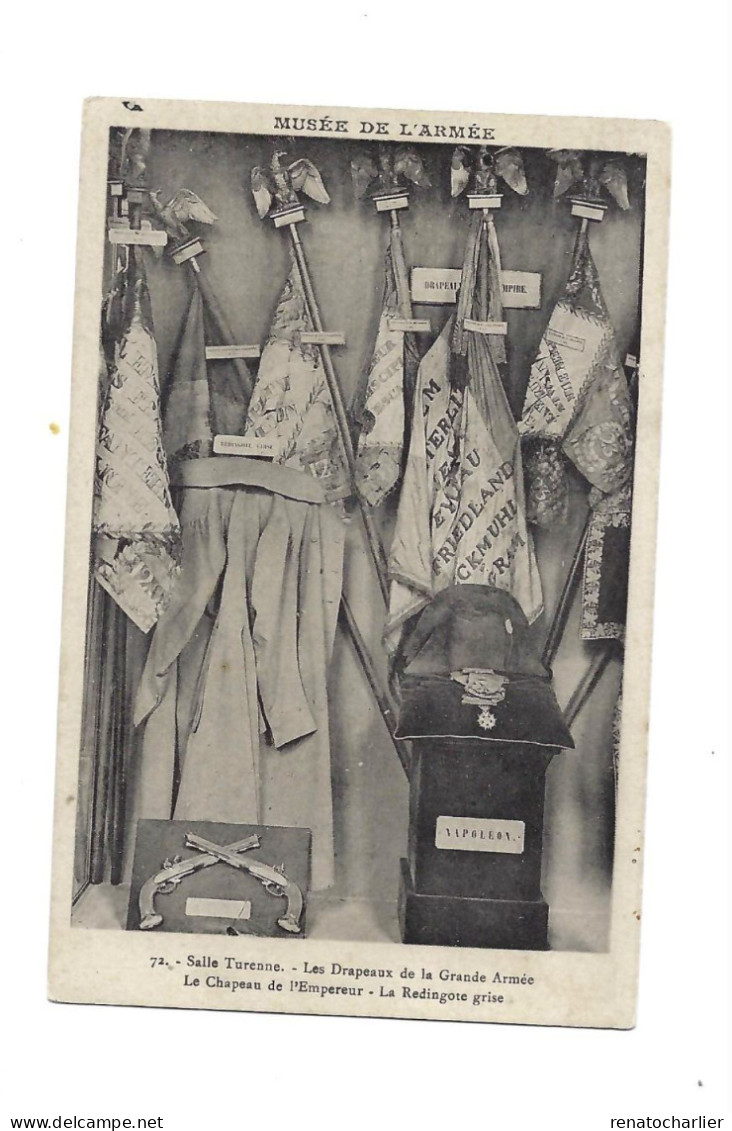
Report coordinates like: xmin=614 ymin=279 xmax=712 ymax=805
xmin=451 ymin=668 xmax=508 ymax=732
xmin=351 ymin=145 xmax=431 ymax=507
xmin=518 ymin=153 xmax=635 ymax=669
xmin=384 ymin=145 xmax=543 ymax=658
xmin=248 ymin=149 xmax=410 ymax=779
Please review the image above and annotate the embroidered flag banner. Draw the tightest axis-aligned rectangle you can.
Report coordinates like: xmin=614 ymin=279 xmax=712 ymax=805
xmin=244 ymin=253 xmax=349 ymax=500
xmin=385 ymin=317 xmax=543 ymax=655
xmin=93 ymin=248 xmax=180 ymax=633
xmin=519 ymin=227 xmax=633 ymax=515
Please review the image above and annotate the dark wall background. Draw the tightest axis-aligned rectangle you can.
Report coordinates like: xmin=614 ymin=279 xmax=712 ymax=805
xmin=120 ymin=131 xmax=645 ymax=944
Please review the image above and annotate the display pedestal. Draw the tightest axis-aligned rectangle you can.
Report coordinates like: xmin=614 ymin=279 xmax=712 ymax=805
xmin=398 ymin=739 xmax=557 ymax=950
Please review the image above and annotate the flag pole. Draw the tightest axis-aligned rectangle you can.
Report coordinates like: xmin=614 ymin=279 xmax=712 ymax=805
xmin=340 ymin=595 xmax=411 ymax=776
xmin=170 ymin=237 xmax=256 ymax=402
xmin=563 ymin=643 xmax=617 ymax=729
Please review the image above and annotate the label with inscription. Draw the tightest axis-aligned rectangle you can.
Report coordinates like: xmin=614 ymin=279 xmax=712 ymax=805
xmin=213 ymin=435 xmax=275 ymax=458
xmin=435 ymin=816 xmax=525 ymax=854
xmin=411 ymin=267 xmax=541 ymax=308
xmin=205 ymin=344 xmax=261 ymax=360
xmin=108 ymin=228 xmax=167 ymax=247
xmin=300 ymin=331 xmax=346 ymax=346
xmin=387 ymin=317 xmax=432 ymax=333
xmin=463 ymin=318 xmax=508 ymax=336
xmin=411 ymin=267 xmax=462 ymax=304
xmin=501 ymin=270 xmax=541 ymax=309
xmin=185 ymin=897 xmax=251 ymax=920
xmin=546 ymin=326 xmax=585 ymax=352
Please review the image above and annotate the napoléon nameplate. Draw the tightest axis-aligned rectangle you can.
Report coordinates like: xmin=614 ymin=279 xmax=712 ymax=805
xmin=435 ymin=817 xmax=526 ymax=854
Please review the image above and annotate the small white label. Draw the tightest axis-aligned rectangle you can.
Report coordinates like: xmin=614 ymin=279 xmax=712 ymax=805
xmin=570 ymin=199 xmax=607 ymax=222
xmin=185 ymin=897 xmax=251 ymax=920
xmin=463 ymin=318 xmax=508 ymax=336
xmin=205 ymin=344 xmax=261 ymax=360
xmin=387 ymin=318 xmax=432 ymax=333
xmin=546 ymin=327 xmax=585 ymax=352
xmin=213 ymin=435 xmax=275 ymax=458
xmin=273 ymin=206 xmax=305 ymax=228
xmin=300 ymin=331 xmax=346 ymax=346
xmin=374 ymin=193 xmax=410 ymax=212
xmin=468 ymin=193 xmax=503 ymax=210
xmin=435 ymin=816 xmax=525 ymax=854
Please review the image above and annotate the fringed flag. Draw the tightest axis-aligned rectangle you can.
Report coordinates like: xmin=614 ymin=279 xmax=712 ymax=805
xmin=93 ymin=248 xmax=180 ymax=633
xmin=519 ymin=224 xmax=634 ymax=641
xmin=243 ymin=252 xmax=349 ymax=500
xmin=385 ymin=317 xmax=543 ymax=654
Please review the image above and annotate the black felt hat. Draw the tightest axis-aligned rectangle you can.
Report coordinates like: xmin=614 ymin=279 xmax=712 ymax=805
xmin=399 ymin=585 xmax=547 ymax=679
xmin=394 ymin=586 xmax=573 ymax=749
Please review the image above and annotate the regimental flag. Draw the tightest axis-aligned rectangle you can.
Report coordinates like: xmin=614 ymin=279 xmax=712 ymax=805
xmin=518 ymin=225 xmax=634 ymax=525
xmin=94 ymin=248 xmax=180 ymax=633
xmin=162 ymin=283 xmax=250 ymax=469
xmin=385 ymin=317 xmax=543 ymax=655
xmin=518 ymin=225 xmax=635 ymax=641
xmin=244 ymin=252 xmax=349 ymax=499
xmin=353 ymin=233 xmax=420 ymax=506
xmin=451 ymin=211 xmax=507 ymax=378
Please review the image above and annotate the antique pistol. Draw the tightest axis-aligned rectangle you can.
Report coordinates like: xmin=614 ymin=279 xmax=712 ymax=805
xmin=138 ymin=834 xmax=261 ymax=930
xmin=185 ymin=833 xmax=304 ymax=935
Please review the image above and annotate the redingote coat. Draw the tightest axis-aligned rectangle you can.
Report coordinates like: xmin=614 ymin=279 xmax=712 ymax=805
xmin=133 ymin=261 xmax=346 ymax=890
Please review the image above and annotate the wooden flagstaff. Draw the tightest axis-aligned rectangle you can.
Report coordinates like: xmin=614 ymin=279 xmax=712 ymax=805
xmin=563 ymin=644 xmax=616 ymax=729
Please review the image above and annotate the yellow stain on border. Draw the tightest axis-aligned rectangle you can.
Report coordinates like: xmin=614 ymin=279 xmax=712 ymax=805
xmin=49 ymin=422 xmax=61 ymax=435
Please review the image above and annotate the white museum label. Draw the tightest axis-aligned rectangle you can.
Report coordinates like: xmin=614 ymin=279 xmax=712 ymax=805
xmin=411 ymin=268 xmax=541 ymax=308
xmin=463 ymin=318 xmax=508 ymax=335
xmin=300 ymin=331 xmax=346 ymax=346
xmin=435 ymin=816 xmax=525 ymax=854
xmin=108 ymin=228 xmax=167 ymax=247
xmin=185 ymin=897 xmax=251 ymax=920
xmin=546 ymin=326 xmax=586 ymax=352
xmin=205 ymin=344 xmax=261 ymax=360
xmin=213 ymin=435 xmax=275 ymax=458
xmin=387 ymin=317 xmax=432 ymax=333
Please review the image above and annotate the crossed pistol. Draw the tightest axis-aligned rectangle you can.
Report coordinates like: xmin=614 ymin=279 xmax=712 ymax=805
xmin=138 ymin=833 xmax=303 ymax=935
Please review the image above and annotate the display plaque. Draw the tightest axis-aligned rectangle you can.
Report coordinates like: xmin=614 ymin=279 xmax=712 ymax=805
xmin=435 ymin=816 xmax=526 ymax=854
